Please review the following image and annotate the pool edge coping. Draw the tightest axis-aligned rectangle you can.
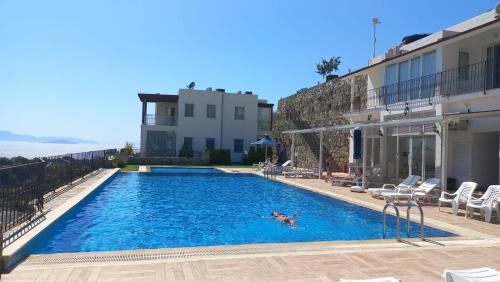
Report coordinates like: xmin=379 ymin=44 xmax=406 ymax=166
xmin=2 ymin=168 xmax=120 ymax=270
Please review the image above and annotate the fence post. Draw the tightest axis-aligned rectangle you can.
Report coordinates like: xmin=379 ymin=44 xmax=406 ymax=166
xmin=69 ymin=154 xmax=73 ymax=186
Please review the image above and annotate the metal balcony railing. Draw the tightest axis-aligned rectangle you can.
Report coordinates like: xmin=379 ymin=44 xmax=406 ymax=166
xmin=351 ymin=60 xmax=500 ymax=112
xmin=144 ymin=114 xmax=177 ymax=126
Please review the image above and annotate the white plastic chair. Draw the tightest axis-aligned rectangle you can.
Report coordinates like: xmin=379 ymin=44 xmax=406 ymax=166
xmin=443 ymin=267 xmax=500 ymax=282
xmin=438 ymin=182 xmax=478 ymax=215
xmin=466 ymin=185 xmax=500 ymax=223
xmin=368 ymin=175 xmax=420 ymax=198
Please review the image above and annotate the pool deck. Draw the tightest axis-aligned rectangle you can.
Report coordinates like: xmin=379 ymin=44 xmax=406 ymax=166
xmin=2 ymin=167 xmax=500 ymax=281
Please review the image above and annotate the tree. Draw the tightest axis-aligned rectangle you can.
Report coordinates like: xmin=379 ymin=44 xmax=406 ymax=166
xmin=121 ymin=142 xmax=134 ymax=156
xmin=316 ymin=56 xmax=341 ymax=78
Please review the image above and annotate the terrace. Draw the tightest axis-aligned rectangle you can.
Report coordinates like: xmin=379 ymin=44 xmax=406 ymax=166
xmin=1 ymin=167 xmax=499 ymax=282
xmin=350 ymin=60 xmax=500 ymax=113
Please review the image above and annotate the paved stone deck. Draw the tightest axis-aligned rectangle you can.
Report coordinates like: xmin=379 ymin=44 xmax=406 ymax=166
xmin=3 ymin=167 xmax=500 ymax=281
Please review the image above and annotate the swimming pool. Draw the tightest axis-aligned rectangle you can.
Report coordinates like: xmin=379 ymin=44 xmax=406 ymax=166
xmin=25 ymin=167 xmax=455 ymax=254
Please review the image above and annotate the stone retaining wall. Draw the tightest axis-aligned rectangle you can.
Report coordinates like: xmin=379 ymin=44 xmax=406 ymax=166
xmin=272 ymin=75 xmax=367 ymax=170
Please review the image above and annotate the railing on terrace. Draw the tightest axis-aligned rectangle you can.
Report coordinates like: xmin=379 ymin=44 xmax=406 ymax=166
xmin=144 ymin=114 xmax=177 ymax=126
xmin=351 ymin=60 xmax=500 ymax=112
xmin=0 ymin=149 xmax=115 ymax=234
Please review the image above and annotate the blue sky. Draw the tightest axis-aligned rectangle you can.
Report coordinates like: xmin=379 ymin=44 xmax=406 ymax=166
xmin=0 ymin=0 xmax=495 ymax=145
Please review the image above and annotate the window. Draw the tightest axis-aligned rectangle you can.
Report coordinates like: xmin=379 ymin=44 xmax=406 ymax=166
xmin=183 ymin=137 xmax=193 ymax=149
xmin=233 ymin=139 xmax=244 ymax=153
xmin=184 ymin=104 xmax=194 ymax=117
xmin=206 ymin=104 xmax=216 ymax=118
xmin=206 ymin=138 xmax=215 ymax=150
xmin=398 ymin=60 xmax=409 ymax=82
xmin=458 ymin=51 xmax=470 ymax=80
xmin=234 ymin=106 xmax=245 ymax=120
xmin=258 ymin=107 xmax=272 ymax=131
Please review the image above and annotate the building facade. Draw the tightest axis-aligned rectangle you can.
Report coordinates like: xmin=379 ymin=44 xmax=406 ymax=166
xmin=139 ymin=88 xmax=273 ymax=163
xmin=284 ymin=6 xmax=500 ymax=191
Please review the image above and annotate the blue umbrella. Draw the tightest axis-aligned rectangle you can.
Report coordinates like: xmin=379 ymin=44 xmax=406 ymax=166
xmin=251 ymin=134 xmax=280 ymax=160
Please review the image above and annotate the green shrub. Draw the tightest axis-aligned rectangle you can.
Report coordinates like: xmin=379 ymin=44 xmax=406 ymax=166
xmin=178 ymin=145 xmax=193 ymax=157
xmin=209 ymin=149 xmax=231 ymax=165
xmin=112 ymin=153 xmax=128 ymax=168
xmin=244 ymin=146 xmax=272 ymax=164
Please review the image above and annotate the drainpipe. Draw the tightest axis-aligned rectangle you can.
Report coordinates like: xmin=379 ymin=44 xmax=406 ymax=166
xmin=220 ymin=94 xmax=224 ymax=149
xmin=362 ymin=128 xmax=368 ymax=188
xmin=440 ymin=121 xmax=448 ymax=192
xmin=319 ymin=132 xmax=324 ymax=179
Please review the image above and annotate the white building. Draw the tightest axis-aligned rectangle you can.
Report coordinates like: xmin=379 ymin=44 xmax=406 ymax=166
xmin=139 ymin=88 xmax=273 ymax=163
xmin=286 ymin=5 xmax=500 ymax=191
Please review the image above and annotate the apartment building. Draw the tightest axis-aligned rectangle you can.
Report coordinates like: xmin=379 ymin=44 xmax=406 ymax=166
xmin=285 ymin=5 xmax=500 ymax=190
xmin=139 ymin=88 xmax=273 ymax=163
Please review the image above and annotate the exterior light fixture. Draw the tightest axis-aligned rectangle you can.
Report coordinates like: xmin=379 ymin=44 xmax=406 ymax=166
xmin=367 ymin=114 xmax=372 ymax=121
xmin=433 ymin=124 xmax=440 ymax=135
xmin=378 ymin=129 xmax=384 ymax=136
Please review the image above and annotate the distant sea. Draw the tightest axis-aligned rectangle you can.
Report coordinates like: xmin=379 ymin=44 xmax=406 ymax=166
xmin=0 ymin=141 xmax=117 ymax=158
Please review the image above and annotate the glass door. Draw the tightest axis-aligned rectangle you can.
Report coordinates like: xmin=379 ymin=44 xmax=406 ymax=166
xmin=486 ymin=44 xmax=500 ymax=89
xmin=398 ymin=137 xmax=410 ymax=178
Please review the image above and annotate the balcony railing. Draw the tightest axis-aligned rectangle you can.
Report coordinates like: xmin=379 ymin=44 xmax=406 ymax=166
xmin=351 ymin=60 xmax=500 ymax=112
xmin=144 ymin=114 xmax=177 ymax=126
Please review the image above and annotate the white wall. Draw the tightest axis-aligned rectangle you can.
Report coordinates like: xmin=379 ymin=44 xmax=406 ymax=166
xmin=220 ymin=92 xmax=258 ymax=162
xmin=176 ymin=89 xmax=223 ymax=153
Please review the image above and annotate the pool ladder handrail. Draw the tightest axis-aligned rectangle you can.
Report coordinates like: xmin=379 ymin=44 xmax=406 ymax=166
xmin=383 ymin=203 xmax=400 ymax=241
xmin=407 ymin=201 xmax=425 ymax=240
xmin=383 ymin=201 xmax=425 ymax=241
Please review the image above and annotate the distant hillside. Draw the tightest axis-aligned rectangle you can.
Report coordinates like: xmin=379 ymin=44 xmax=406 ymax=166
xmin=0 ymin=130 xmax=97 ymax=144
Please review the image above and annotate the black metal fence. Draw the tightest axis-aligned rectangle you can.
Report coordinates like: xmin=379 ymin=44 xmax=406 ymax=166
xmin=0 ymin=149 xmax=115 ymax=233
xmin=352 ymin=60 xmax=500 ymax=111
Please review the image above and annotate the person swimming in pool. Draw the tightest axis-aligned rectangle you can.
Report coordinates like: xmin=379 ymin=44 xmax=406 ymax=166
xmin=271 ymin=211 xmax=297 ymax=226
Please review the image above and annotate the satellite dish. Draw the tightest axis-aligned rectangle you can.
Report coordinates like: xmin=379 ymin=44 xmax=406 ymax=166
xmin=187 ymin=82 xmax=195 ymax=89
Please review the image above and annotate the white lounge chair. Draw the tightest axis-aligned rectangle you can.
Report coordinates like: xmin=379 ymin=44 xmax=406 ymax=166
xmin=264 ymin=160 xmax=292 ymax=175
xmin=253 ymin=162 xmax=265 ymax=171
xmin=443 ymin=267 xmax=500 ymax=282
xmin=338 ymin=277 xmax=400 ymax=282
xmin=438 ymin=182 xmax=478 ymax=215
xmin=368 ymin=175 xmax=421 ymax=198
xmin=382 ymin=178 xmax=440 ymax=204
xmin=412 ymin=178 xmax=441 ymax=204
xmin=466 ymin=185 xmax=500 ymax=223
xmin=349 ymin=168 xmax=383 ymax=193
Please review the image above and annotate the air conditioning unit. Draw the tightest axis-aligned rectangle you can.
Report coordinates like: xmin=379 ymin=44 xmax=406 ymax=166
xmin=244 ymin=91 xmax=253 ymax=95
xmin=206 ymin=87 xmax=212 ymax=91
xmin=215 ymin=88 xmax=225 ymax=93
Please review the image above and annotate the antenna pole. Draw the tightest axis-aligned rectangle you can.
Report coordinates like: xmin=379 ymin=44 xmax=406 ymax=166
xmin=373 ymin=23 xmax=376 ymax=58
xmin=372 ymin=18 xmax=381 ymax=59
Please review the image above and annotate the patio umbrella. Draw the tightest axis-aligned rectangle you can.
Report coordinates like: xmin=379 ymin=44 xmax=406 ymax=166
xmin=251 ymin=134 xmax=281 ymax=161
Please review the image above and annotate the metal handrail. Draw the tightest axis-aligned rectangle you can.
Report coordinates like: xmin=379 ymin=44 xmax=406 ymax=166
xmin=383 ymin=203 xmax=401 ymax=241
xmin=407 ymin=201 xmax=425 ymax=240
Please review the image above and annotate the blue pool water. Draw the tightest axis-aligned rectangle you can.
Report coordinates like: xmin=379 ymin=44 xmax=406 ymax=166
xmin=26 ymin=168 xmax=455 ymax=254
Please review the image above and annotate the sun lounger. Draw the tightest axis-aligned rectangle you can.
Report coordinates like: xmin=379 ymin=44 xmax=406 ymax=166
xmin=438 ymin=182 xmax=477 ymax=215
xmin=368 ymin=175 xmax=421 ymax=198
xmin=411 ymin=178 xmax=441 ymax=203
xmin=338 ymin=277 xmax=400 ymax=282
xmin=382 ymin=178 xmax=440 ymax=204
xmin=443 ymin=267 xmax=500 ymax=282
xmin=466 ymin=185 xmax=500 ymax=223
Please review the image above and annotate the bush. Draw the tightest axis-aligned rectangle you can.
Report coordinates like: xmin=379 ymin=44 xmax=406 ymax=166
xmin=178 ymin=145 xmax=193 ymax=157
xmin=209 ymin=149 xmax=231 ymax=165
xmin=112 ymin=153 xmax=128 ymax=168
xmin=244 ymin=146 xmax=272 ymax=165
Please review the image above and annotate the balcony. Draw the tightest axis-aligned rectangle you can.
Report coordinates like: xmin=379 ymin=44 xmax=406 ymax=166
xmin=351 ymin=60 xmax=500 ymax=112
xmin=144 ymin=114 xmax=177 ymax=126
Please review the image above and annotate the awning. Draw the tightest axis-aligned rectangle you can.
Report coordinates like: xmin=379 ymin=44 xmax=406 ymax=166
xmin=282 ymin=115 xmax=443 ymax=134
